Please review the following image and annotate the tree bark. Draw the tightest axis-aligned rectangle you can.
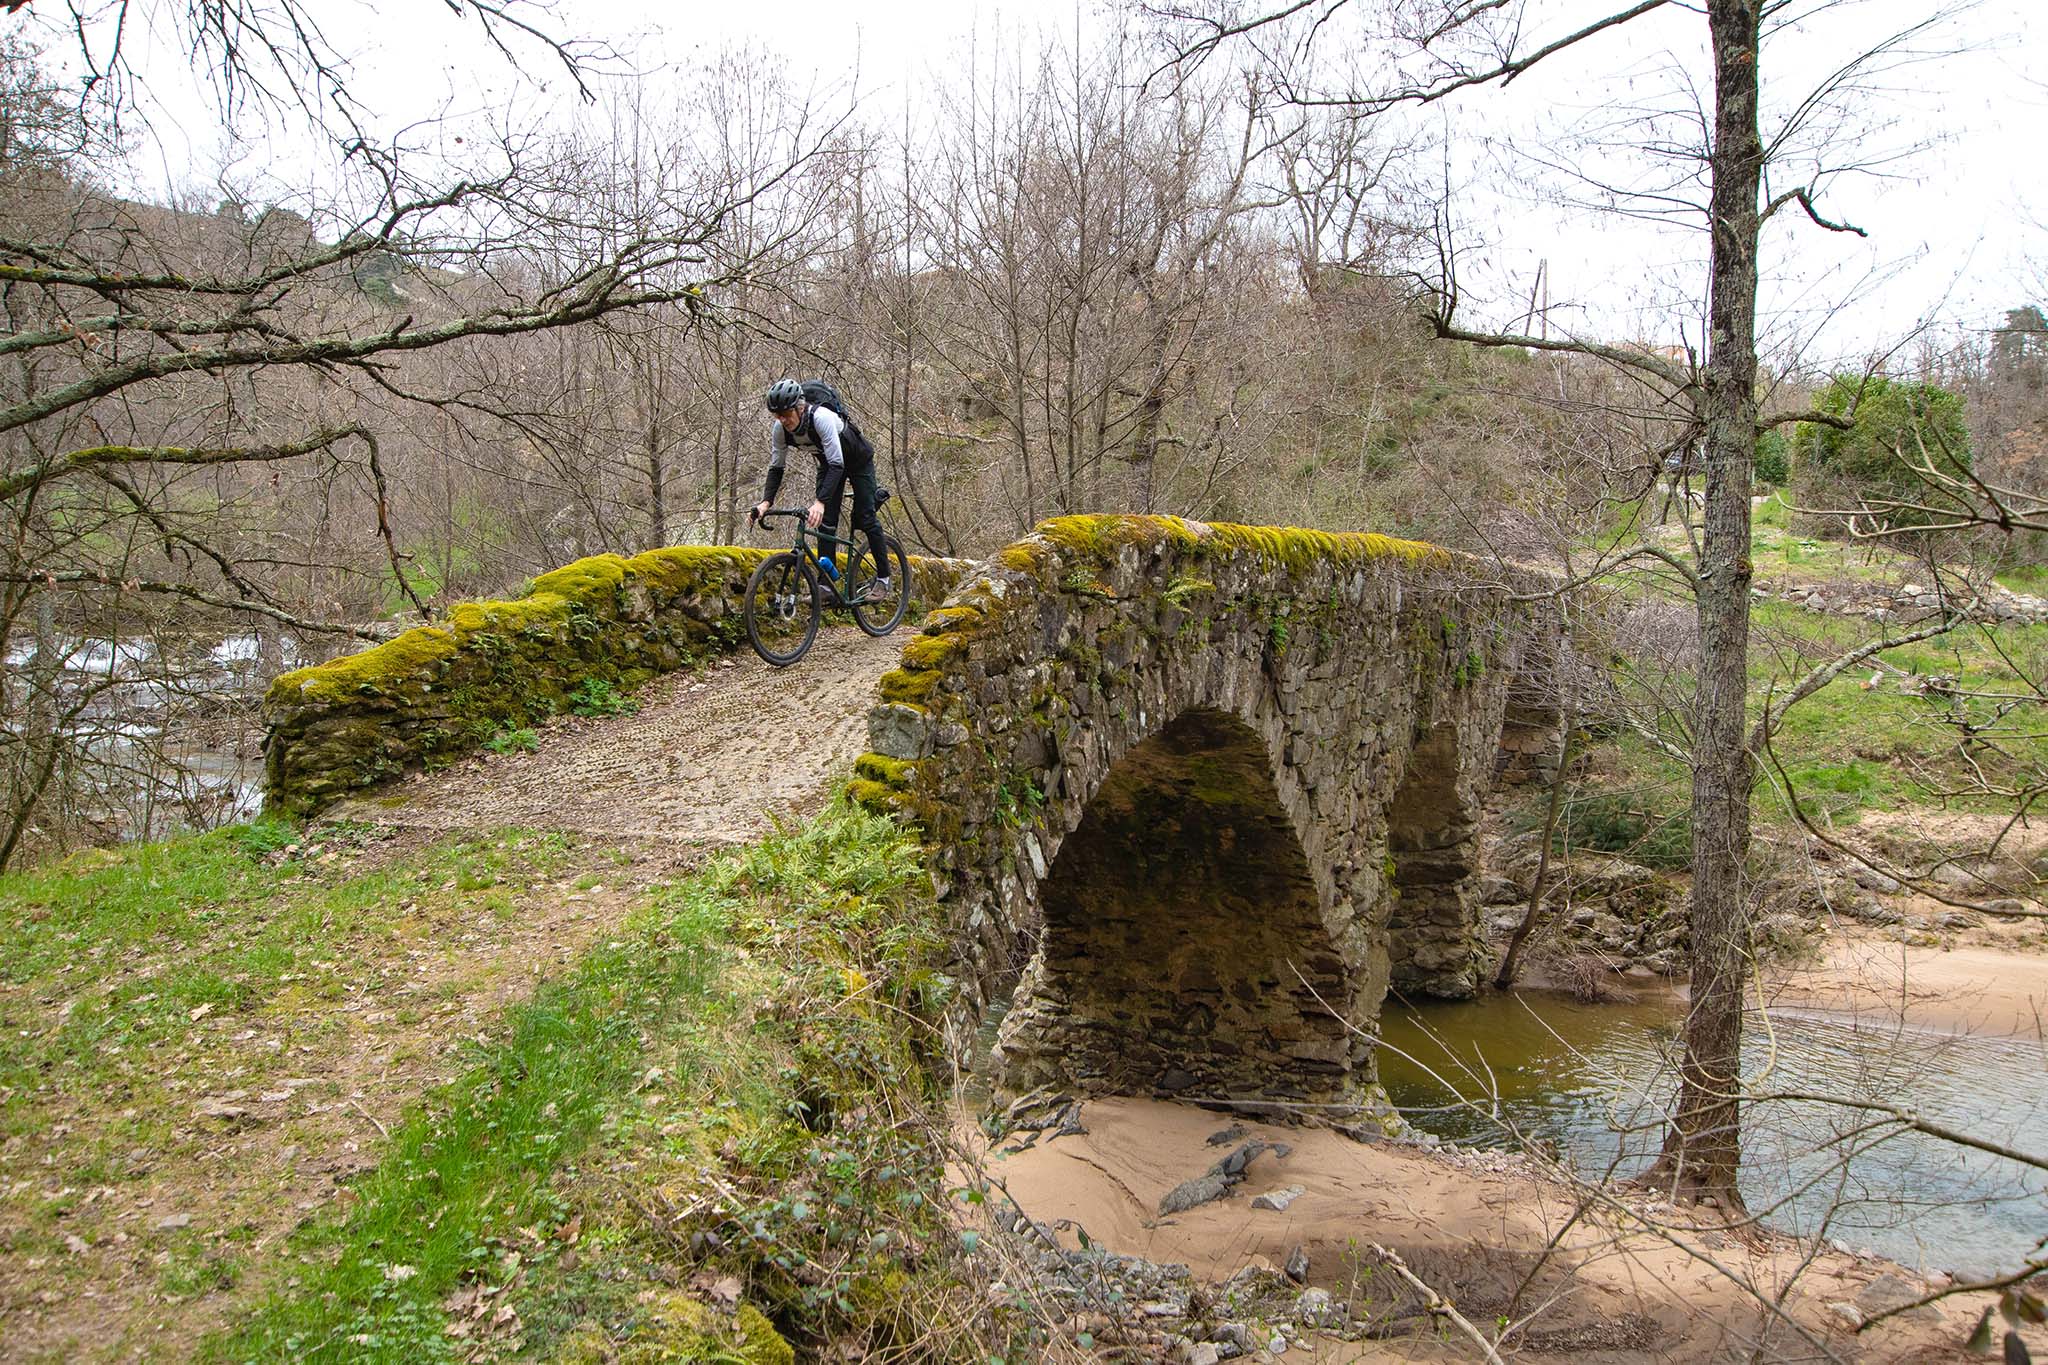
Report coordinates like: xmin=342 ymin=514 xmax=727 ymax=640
xmin=1649 ymin=0 xmax=1763 ymax=1207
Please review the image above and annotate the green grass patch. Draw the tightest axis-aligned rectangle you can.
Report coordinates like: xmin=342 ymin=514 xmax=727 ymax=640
xmin=1994 ymin=561 xmax=2048 ymax=595
xmin=214 ymin=799 xmax=1012 ymax=1363
xmin=1596 ymin=548 xmax=2048 ymax=832
xmin=1749 ymin=601 xmax=2048 ymax=821
xmin=0 ymin=824 xmax=575 ymax=1185
xmin=213 ymin=884 xmax=726 ymax=1361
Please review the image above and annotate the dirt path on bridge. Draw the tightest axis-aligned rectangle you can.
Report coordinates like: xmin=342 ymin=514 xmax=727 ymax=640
xmin=333 ymin=624 xmax=903 ymax=848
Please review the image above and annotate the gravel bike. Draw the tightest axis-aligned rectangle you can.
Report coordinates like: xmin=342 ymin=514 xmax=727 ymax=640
xmin=743 ymin=496 xmax=911 ymax=666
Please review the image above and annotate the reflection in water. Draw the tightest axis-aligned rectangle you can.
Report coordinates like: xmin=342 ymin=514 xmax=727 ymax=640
xmin=1380 ymin=992 xmax=2048 ymax=1279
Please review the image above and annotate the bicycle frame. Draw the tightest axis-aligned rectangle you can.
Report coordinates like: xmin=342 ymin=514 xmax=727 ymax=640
xmin=755 ymin=510 xmax=864 ymax=608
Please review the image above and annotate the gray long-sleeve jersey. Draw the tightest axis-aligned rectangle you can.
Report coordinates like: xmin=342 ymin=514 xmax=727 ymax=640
xmin=762 ymin=404 xmax=851 ymax=507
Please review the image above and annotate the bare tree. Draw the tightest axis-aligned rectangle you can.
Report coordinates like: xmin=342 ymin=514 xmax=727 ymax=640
xmin=0 ymin=21 xmax=825 ymax=866
xmin=1150 ymin=0 xmax=1982 ymax=1207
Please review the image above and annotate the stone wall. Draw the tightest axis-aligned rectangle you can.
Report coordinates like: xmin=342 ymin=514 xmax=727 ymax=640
xmin=850 ymin=515 xmax=1542 ymax=1123
xmin=264 ymin=547 xmax=970 ymax=818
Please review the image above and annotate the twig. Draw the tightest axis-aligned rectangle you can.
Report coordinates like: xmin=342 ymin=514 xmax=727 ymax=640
xmin=1365 ymin=1242 xmax=1506 ymax=1363
xmin=347 ymin=1098 xmax=390 ymax=1140
xmin=1747 ymin=1092 xmax=2048 ymax=1174
xmin=1855 ymin=1257 xmax=2048 ymax=1332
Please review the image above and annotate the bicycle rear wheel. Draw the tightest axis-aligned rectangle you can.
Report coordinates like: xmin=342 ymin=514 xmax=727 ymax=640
xmin=851 ymin=534 xmax=912 ymax=637
xmin=744 ymin=551 xmax=821 ymax=665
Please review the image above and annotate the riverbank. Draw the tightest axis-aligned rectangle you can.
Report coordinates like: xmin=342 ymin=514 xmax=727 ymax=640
xmin=950 ymin=908 xmax=2048 ymax=1361
xmin=1766 ymin=915 xmax=2048 ymax=1040
xmin=962 ymin=1095 xmax=2009 ymax=1361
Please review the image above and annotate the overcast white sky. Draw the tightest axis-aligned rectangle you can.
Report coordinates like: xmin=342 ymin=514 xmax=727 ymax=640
xmin=55 ymin=0 xmax=2047 ymax=364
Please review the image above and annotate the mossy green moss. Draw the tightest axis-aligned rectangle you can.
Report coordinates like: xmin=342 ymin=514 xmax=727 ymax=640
xmin=995 ymin=538 xmax=1059 ymax=585
xmin=846 ymin=777 xmax=902 ymax=815
xmin=612 ymin=545 xmax=764 ymax=596
xmin=1035 ymin=514 xmax=1205 ymax=571
xmin=1207 ymin=521 xmax=1451 ymax=574
xmin=899 ymin=631 xmax=969 ymax=672
xmin=269 ymin=624 xmax=464 ymax=706
xmin=921 ymin=604 xmax=987 ymax=635
xmin=600 ymin=1293 xmax=794 ymax=1365
xmin=877 ymin=668 xmax=940 ymax=706
xmin=269 ymin=545 xmax=756 ymax=711
xmin=528 ymin=552 xmax=627 ymax=602
xmin=266 ymin=543 xmax=823 ymax=817
xmin=1025 ymin=514 xmax=1454 ymax=582
xmin=854 ymin=753 xmax=917 ymax=789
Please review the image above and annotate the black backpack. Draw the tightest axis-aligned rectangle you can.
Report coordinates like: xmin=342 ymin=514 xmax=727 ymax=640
xmin=800 ymin=380 xmax=875 ymax=464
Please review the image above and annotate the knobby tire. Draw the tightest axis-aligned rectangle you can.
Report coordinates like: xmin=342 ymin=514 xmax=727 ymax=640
xmin=744 ymin=551 xmax=820 ymax=666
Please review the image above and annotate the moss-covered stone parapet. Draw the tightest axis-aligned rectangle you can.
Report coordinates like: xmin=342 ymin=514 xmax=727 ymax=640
xmin=849 ymin=514 xmax=1553 ymax=1122
xmin=264 ymin=546 xmax=971 ymax=818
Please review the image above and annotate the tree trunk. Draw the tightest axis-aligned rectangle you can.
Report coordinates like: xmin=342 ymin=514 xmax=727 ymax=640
xmin=1650 ymin=0 xmax=1763 ymax=1208
xmin=640 ymin=350 xmax=668 ymax=550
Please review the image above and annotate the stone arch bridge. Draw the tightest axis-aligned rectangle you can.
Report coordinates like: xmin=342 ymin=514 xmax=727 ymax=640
xmin=851 ymin=516 xmax=1555 ymax=1122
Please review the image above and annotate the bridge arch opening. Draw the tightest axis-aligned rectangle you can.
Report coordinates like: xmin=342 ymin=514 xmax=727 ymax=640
xmin=994 ymin=706 xmax=1355 ymax=1113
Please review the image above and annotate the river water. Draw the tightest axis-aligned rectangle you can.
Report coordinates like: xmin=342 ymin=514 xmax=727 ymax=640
xmin=967 ymin=986 xmax=2045 ymax=1279
xmin=3 ymin=629 xmax=286 ymax=841
xmin=1380 ymin=992 xmax=2048 ymax=1280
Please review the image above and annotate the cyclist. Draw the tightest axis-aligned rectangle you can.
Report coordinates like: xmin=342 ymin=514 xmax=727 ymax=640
xmin=749 ymin=379 xmax=890 ymax=600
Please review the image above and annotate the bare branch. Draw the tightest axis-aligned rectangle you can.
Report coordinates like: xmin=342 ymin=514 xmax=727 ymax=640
xmin=1748 ymin=614 xmax=1961 ymax=754
xmin=1431 ymin=318 xmax=1693 ymax=391
xmin=1854 ymin=1258 xmax=2048 ymax=1333
xmin=1366 ymin=1243 xmax=1508 ymax=1363
xmin=0 ymin=427 xmax=366 ymax=504
xmin=3 ymin=572 xmax=382 ymax=638
xmin=1761 ymin=187 xmax=1868 ymax=237
xmin=1757 ymin=408 xmax=1851 ymax=432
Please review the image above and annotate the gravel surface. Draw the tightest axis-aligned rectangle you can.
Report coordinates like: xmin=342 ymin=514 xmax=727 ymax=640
xmin=331 ymin=625 xmax=903 ymax=845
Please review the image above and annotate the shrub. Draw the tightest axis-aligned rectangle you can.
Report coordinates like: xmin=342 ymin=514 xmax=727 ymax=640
xmin=1559 ymin=790 xmax=1693 ymax=869
xmin=1754 ymin=429 xmax=1789 ymax=486
xmin=484 ymin=727 xmax=538 ymax=754
xmin=1792 ymin=374 xmax=1971 ymax=524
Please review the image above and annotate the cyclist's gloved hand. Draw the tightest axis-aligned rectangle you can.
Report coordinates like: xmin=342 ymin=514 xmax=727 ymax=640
xmin=750 ymin=500 xmax=770 ymax=526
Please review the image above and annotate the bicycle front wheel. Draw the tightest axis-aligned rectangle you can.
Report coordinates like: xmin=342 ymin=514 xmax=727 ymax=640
xmin=851 ymin=535 xmax=912 ymax=637
xmin=744 ymin=551 xmax=821 ymax=665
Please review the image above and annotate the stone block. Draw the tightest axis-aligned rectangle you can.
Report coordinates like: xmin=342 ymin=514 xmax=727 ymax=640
xmin=869 ymin=703 xmax=934 ymax=760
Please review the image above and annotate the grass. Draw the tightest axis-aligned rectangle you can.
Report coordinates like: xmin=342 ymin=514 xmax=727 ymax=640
xmin=1748 ymin=600 xmax=2048 ymax=822
xmin=0 ymin=821 xmax=572 ymax=1144
xmin=0 ymin=821 xmax=582 ymax=1354
xmin=213 ymin=886 xmax=725 ymax=1361
xmin=1994 ymin=561 xmax=2048 ymax=595
xmin=1586 ymin=545 xmax=2048 ymax=840
xmin=208 ymin=799 xmax=1009 ymax=1363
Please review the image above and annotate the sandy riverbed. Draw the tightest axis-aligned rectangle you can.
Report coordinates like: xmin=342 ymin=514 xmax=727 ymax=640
xmin=960 ymin=1095 xmax=2020 ymax=1362
xmin=1765 ymin=920 xmax=2048 ymax=1041
xmin=960 ymin=918 xmax=2048 ymax=1363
